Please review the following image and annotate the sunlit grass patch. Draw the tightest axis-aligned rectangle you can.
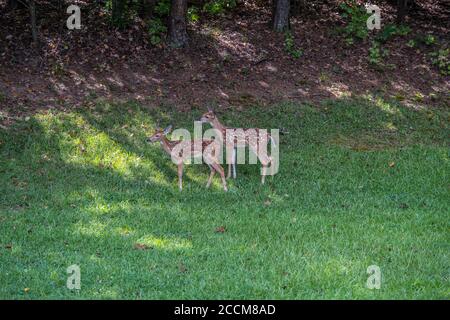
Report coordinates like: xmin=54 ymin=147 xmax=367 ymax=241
xmin=136 ymin=235 xmax=192 ymax=251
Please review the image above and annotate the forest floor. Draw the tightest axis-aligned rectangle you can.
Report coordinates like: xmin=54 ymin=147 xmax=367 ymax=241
xmin=0 ymin=0 xmax=449 ymax=126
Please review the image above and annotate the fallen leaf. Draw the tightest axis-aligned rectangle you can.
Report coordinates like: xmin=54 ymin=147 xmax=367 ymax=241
xmin=178 ymin=263 xmax=187 ymax=273
xmin=134 ymin=243 xmax=151 ymax=250
xmin=389 ymin=162 xmax=395 ymax=167
xmin=399 ymin=203 xmax=409 ymax=209
xmin=215 ymin=226 xmax=226 ymax=233
xmin=24 ymin=288 xmax=30 ymax=293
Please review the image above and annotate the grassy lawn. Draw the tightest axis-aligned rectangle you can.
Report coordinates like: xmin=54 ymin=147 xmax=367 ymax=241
xmin=0 ymin=97 xmax=448 ymax=299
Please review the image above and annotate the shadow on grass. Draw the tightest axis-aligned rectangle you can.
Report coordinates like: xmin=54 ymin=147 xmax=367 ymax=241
xmin=1 ymin=94 xmax=447 ymax=213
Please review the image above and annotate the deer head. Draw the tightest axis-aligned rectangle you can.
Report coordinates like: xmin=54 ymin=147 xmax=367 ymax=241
xmin=200 ymin=108 xmax=216 ymax=123
xmin=147 ymin=125 xmax=172 ymax=143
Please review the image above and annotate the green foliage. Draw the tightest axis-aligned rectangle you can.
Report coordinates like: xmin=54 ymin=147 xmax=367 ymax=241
xmin=412 ymin=34 xmax=438 ymax=47
xmin=50 ymin=62 xmax=66 ymax=77
xmin=147 ymin=0 xmax=171 ymax=46
xmin=203 ymin=0 xmax=237 ymax=15
xmin=284 ymin=31 xmax=303 ymax=59
xmin=106 ymin=0 xmax=134 ymax=29
xmin=104 ymin=0 xmax=172 ymax=34
xmin=154 ymin=0 xmax=171 ymax=16
xmin=376 ymin=24 xmax=411 ymax=43
xmin=368 ymin=41 xmax=389 ymax=68
xmin=368 ymin=42 xmax=382 ymax=65
xmin=406 ymin=39 xmax=416 ymax=48
xmin=424 ymin=34 xmax=437 ymax=46
xmin=148 ymin=18 xmax=167 ymax=46
xmin=339 ymin=1 xmax=370 ymax=44
xmin=188 ymin=6 xmax=200 ymax=23
xmin=367 ymin=24 xmax=409 ymax=69
xmin=430 ymin=48 xmax=450 ymax=75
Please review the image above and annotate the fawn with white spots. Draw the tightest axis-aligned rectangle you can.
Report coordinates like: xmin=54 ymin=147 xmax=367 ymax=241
xmin=147 ymin=125 xmax=228 ymax=191
xmin=200 ymin=109 xmax=276 ymax=184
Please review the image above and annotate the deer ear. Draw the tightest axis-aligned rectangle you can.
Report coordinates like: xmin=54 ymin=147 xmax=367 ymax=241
xmin=163 ymin=125 xmax=172 ymax=135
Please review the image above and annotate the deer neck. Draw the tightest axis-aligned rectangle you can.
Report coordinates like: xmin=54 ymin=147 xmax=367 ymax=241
xmin=160 ymin=136 xmax=177 ymax=156
xmin=211 ymin=117 xmax=226 ymax=133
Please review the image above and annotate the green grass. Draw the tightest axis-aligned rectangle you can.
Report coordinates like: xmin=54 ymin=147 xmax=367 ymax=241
xmin=0 ymin=97 xmax=449 ymax=299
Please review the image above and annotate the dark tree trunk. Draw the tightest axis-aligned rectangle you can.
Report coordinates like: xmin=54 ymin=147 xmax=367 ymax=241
xmin=273 ymin=0 xmax=290 ymax=32
xmin=139 ymin=0 xmax=156 ymax=19
xmin=8 ymin=0 xmax=25 ymax=10
xmin=9 ymin=0 xmax=39 ymax=42
xmin=168 ymin=0 xmax=188 ymax=47
xmin=29 ymin=0 xmax=38 ymax=43
xmin=396 ymin=0 xmax=409 ymax=24
xmin=8 ymin=0 xmax=17 ymax=9
xmin=112 ymin=0 xmax=127 ymax=28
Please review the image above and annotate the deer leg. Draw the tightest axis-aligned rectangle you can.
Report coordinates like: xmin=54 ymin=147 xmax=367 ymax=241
xmin=261 ymin=164 xmax=267 ymax=184
xmin=226 ymin=145 xmax=235 ymax=179
xmin=270 ymin=156 xmax=275 ymax=176
xmin=232 ymin=148 xmax=237 ymax=179
xmin=211 ymin=162 xmax=228 ymax=192
xmin=260 ymin=156 xmax=271 ymax=185
xmin=177 ymin=163 xmax=183 ymax=191
xmin=256 ymin=139 xmax=272 ymax=184
xmin=227 ymin=161 xmax=232 ymax=179
xmin=206 ymin=165 xmax=216 ymax=188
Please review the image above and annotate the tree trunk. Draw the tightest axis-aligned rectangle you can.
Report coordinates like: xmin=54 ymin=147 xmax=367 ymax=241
xmin=8 ymin=0 xmax=17 ymax=9
xmin=8 ymin=0 xmax=25 ymax=10
xmin=139 ymin=0 xmax=156 ymax=19
xmin=29 ymin=0 xmax=38 ymax=43
xmin=168 ymin=0 xmax=188 ymax=47
xmin=396 ymin=0 xmax=408 ymax=24
xmin=273 ymin=0 xmax=290 ymax=32
xmin=112 ymin=0 xmax=127 ymax=28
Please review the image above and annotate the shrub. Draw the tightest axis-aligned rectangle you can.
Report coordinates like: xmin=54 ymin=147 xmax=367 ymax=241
xmin=368 ymin=41 xmax=389 ymax=69
xmin=148 ymin=18 xmax=167 ymax=45
xmin=376 ymin=24 xmax=411 ymax=43
xmin=203 ymin=0 xmax=237 ymax=15
xmin=424 ymin=34 xmax=437 ymax=46
xmin=147 ymin=0 xmax=171 ymax=46
xmin=154 ymin=0 xmax=170 ymax=16
xmin=106 ymin=0 xmax=133 ymax=29
xmin=188 ymin=6 xmax=200 ymax=23
xmin=430 ymin=48 xmax=450 ymax=76
xmin=339 ymin=1 xmax=370 ymax=44
xmin=284 ymin=31 xmax=303 ymax=59
xmin=406 ymin=39 xmax=416 ymax=48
